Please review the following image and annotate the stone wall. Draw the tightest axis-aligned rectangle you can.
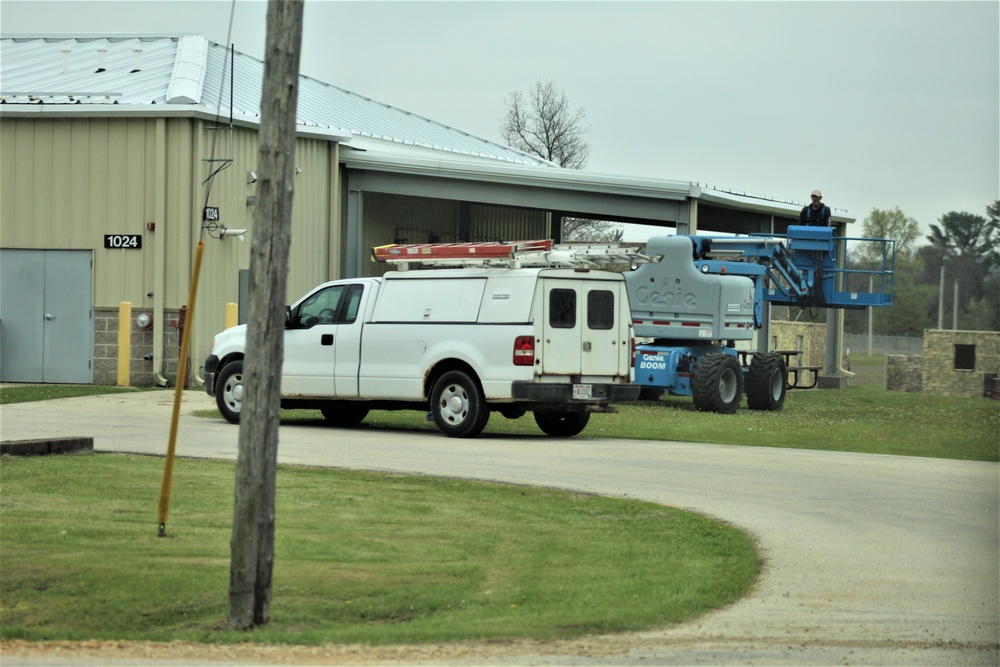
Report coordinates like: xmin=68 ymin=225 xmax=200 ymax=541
xmin=767 ymin=321 xmax=826 ymax=388
xmin=921 ymin=329 xmax=1000 ymax=399
xmin=93 ymin=308 xmax=184 ymax=387
xmin=886 ymin=355 xmax=922 ymax=392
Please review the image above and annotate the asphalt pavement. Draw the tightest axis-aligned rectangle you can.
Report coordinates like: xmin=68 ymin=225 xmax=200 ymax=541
xmin=1 ymin=389 xmax=997 ymax=666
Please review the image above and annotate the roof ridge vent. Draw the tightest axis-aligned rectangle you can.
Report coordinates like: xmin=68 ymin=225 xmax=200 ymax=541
xmin=131 ymin=43 xmax=142 ymax=73
xmin=165 ymin=35 xmax=208 ymax=104
xmin=96 ymin=44 xmax=107 ymax=73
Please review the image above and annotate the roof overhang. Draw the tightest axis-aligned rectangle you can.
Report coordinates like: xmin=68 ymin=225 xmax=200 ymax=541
xmin=341 ymin=148 xmax=693 ymax=202
xmin=0 ymin=103 xmax=352 ymax=143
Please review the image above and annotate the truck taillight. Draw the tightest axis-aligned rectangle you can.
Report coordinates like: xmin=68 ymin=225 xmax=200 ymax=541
xmin=513 ymin=335 xmax=535 ymax=366
xmin=631 ymin=338 xmax=636 ymax=367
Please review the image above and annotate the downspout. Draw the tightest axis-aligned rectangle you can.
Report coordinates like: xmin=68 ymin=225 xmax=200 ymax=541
xmin=837 ymin=310 xmax=854 ymax=378
xmin=329 ymin=142 xmax=340 ymax=279
xmin=191 ymin=120 xmax=208 ymax=387
xmin=832 ymin=221 xmax=854 ymax=379
xmin=153 ymin=117 xmax=169 ymax=386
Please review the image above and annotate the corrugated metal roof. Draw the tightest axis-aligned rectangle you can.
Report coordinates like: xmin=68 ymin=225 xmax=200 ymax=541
xmin=0 ymin=34 xmax=848 ymax=221
xmin=0 ymin=34 xmax=551 ymax=166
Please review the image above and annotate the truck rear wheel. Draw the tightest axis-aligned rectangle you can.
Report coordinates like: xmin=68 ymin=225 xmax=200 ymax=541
xmin=430 ymin=370 xmax=490 ymax=438
xmin=692 ymin=354 xmax=743 ymax=414
xmin=747 ymin=353 xmax=787 ymax=411
xmin=534 ymin=410 xmax=590 ymax=437
xmin=320 ymin=403 xmax=370 ymax=427
xmin=215 ymin=359 xmax=243 ymax=424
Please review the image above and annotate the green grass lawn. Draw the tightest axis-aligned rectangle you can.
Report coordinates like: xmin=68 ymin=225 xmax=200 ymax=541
xmin=1 ymin=382 xmax=994 ymax=647
xmin=270 ymin=385 xmax=998 ymax=462
xmin=0 ymin=454 xmax=759 ymax=645
xmin=3 ymin=383 xmax=996 ymax=461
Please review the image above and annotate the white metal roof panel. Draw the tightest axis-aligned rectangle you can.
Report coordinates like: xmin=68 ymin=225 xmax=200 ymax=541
xmin=1 ymin=34 xmax=550 ymax=165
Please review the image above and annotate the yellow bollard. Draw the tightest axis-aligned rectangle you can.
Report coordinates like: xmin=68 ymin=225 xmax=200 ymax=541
xmin=225 ymin=302 xmax=238 ymax=330
xmin=117 ymin=302 xmax=132 ymax=387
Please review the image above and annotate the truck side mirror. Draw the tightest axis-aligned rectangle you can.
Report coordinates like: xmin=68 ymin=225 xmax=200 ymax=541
xmin=285 ymin=305 xmax=292 ymax=328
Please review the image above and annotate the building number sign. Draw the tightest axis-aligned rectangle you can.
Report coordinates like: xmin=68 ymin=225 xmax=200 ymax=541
xmin=104 ymin=234 xmax=142 ymax=249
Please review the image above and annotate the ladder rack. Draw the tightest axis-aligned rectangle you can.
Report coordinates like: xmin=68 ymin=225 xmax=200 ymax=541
xmin=371 ymin=240 xmax=652 ymax=269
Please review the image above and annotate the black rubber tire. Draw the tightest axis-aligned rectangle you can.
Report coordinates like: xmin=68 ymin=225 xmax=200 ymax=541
xmin=533 ymin=410 xmax=591 ymax=437
xmin=430 ymin=370 xmax=490 ymax=438
xmin=215 ymin=359 xmax=244 ymax=424
xmin=320 ymin=403 xmax=370 ymax=427
xmin=691 ymin=353 xmax=743 ymax=414
xmin=637 ymin=387 xmax=664 ymax=401
xmin=747 ymin=353 xmax=787 ymax=411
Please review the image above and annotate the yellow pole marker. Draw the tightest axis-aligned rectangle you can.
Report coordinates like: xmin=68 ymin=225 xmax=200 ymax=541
xmin=226 ymin=302 xmax=238 ymax=330
xmin=157 ymin=241 xmax=205 ymax=537
xmin=117 ymin=302 xmax=132 ymax=387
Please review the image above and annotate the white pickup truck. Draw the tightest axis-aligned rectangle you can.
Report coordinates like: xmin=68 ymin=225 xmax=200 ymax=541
xmin=204 ymin=264 xmax=639 ymax=438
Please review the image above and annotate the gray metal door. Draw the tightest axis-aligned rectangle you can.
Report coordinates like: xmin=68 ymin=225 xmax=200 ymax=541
xmin=1 ymin=249 xmax=93 ymax=383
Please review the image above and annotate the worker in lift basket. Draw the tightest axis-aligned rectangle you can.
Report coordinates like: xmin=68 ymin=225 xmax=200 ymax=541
xmin=800 ymin=189 xmax=832 ymax=226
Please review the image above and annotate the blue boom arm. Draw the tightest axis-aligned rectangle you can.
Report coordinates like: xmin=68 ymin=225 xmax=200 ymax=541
xmin=689 ymin=226 xmax=895 ymax=310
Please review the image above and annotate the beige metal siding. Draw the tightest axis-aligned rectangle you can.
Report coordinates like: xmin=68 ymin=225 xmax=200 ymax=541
xmin=359 ymin=195 xmax=550 ymax=277
xmin=469 ymin=204 xmax=548 ymax=242
xmin=362 ymin=194 xmax=459 ymax=277
xmin=0 ymin=115 xmax=342 ymax=382
xmin=0 ymin=117 xmax=152 ymax=305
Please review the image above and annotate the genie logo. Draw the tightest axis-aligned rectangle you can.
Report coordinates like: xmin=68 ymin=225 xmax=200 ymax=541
xmin=634 ymin=286 xmax=697 ymax=308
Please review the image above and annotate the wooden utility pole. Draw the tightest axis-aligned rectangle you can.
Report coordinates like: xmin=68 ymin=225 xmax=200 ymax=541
xmin=228 ymin=0 xmax=304 ymax=631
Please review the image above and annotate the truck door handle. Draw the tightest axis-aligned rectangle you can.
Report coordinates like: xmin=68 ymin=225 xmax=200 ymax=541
xmin=44 ymin=313 xmax=56 ymax=321
xmin=321 ymin=334 xmax=334 ymax=346
xmin=582 ymin=341 xmax=592 ymax=352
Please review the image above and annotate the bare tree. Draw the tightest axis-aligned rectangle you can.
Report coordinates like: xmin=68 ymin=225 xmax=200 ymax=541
xmin=500 ymin=80 xmax=590 ymax=169
xmin=228 ymin=0 xmax=304 ymax=631
xmin=500 ymin=81 xmax=620 ymax=241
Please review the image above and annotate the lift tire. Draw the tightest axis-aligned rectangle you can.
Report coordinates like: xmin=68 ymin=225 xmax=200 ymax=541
xmin=747 ymin=353 xmax=787 ymax=411
xmin=430 ymin=370 xmax=490 ymax=438
xmin=534 ymin=410 xmax=591 ymax=438
xmin=320 ymin=403 xmax=370 ymax=427
xmin=692 ymin=353 xmax=743 ymax=414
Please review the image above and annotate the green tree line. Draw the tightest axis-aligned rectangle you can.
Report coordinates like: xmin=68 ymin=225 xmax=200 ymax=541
xmin=842 ymin=201 xmax=1000 ymax=335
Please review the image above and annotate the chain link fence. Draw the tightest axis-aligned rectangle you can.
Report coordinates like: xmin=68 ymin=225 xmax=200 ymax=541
xmin=845 ymin=334 xmax=923 ymax=356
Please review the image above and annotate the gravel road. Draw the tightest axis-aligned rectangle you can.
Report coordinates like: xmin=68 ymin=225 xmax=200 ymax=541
xmin=1 ymin=390 xmax=997 ymax=666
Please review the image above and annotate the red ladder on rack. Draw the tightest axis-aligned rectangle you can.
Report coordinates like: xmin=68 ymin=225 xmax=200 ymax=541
xmin=372 ymin=239 xmax=553 ymax=263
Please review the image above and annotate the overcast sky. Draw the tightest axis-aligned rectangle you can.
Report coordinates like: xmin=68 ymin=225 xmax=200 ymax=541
xmin=3 ymin=0 xmax=998 ymax=242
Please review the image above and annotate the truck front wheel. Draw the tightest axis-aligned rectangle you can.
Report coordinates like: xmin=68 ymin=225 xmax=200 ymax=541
xmin=215 ymin=359 xmax=244 ymax=424
xmin=692 ymin=354 xmax=743 ymax=414
xmin=534 ymin=410 xmax=590 ymax=437
xmin=430 ymin=370 xmax=490 ymax=438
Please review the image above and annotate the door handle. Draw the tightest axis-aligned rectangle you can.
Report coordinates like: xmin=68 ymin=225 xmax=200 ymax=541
xmin=44 ymin=313 xmax=56 ymax=321
xmin=582 ymin=341 xmax=592 ymax=352
xmin=321 ymin=334 xmax=334 ymax=346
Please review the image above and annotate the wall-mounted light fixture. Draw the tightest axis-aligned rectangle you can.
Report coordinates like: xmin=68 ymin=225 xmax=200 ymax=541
xmin=220 ymin=227 xmax=247 ymax=241
xmin=246 ymin=170 xmax=257 ymax=184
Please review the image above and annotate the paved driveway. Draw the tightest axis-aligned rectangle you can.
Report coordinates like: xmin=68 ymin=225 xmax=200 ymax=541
xmin=1 ymin=390 xmax=997 ymax=665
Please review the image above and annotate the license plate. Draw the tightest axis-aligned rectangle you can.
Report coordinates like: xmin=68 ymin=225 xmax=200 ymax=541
xmin=572 ymin=384 xmax=592 ymax=399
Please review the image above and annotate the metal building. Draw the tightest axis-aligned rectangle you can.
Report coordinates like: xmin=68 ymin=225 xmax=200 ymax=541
xmin=0 ymin=34 xmax=851 ymax=387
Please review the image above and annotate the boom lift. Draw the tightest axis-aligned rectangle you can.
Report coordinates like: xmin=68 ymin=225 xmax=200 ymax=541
xmin=628 ymin=225 xmax=895 ymax=412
